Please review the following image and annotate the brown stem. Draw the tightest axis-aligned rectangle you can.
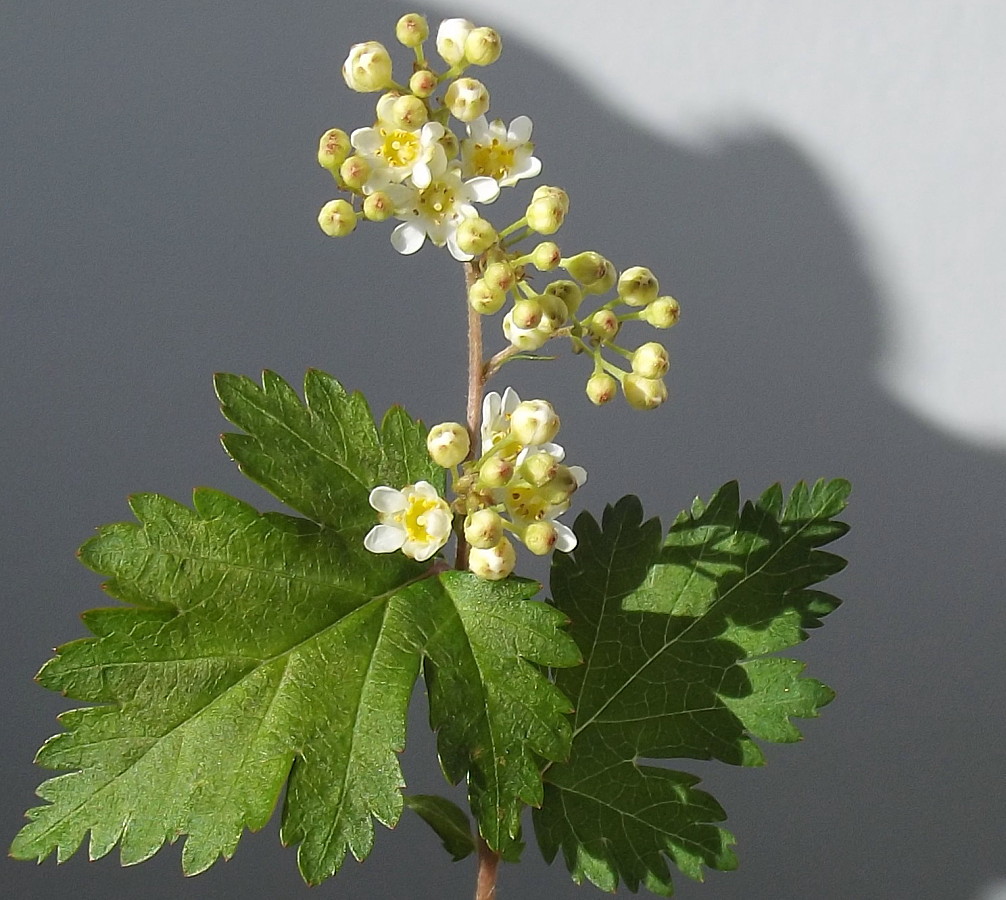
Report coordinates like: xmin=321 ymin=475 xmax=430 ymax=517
xmin=456 ymin=261 xmax=483 ymax=572
xmin=475 ymin=835 xmax=500 ymax=900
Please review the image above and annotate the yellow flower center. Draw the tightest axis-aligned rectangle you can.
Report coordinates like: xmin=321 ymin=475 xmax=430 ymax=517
xmin=417 ymin=181 xmax=457 ymax=224
xmin=507 ymin=486 xmax=548 ymax=521
xmin=403 ymin=495 xmax=442 ymax=542
xmin=471 ymin=139 xmax=515 ymax=181
xmin=380 ymin=129 xmax=421 ymax=168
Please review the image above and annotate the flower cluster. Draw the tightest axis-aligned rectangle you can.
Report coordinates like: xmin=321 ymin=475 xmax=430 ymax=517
xmin=365 ymin=389 xmax=585 ymax=580
xmin=319 ymin=14 xmax=680 ymax=411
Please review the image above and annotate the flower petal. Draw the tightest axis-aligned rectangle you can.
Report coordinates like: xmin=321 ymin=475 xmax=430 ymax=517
xmin=365 ymin=523 xmax=406 ymax=553
xmin=553 ymin=521 xmax=578 ymax=553
xmin=568 ymin=465 xmax=588 ymax=487
xmin=465 ymin=176 xmax=500 ymax=204
xmin=391 ymin=221 xmax=427 ymax=255
xmin=508 ymin=115 xmax=533 ymax=143
xmin=369 ymin=486 xmax=406 ymax=513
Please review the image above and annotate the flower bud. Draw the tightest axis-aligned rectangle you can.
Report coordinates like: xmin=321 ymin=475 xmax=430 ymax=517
xmin=521 ymin=451 xmax=559 ymax=487
xmin=396 ymin=13 xmax=429 ymax=48
xmin=464 ymin=508 xmax=504 ymax=550
xmin=503 ymin=311 xmax=549 ymax=351
xmin=641 ymin=296 xmax=680 ymax=329
xmin=583 ymin=259 xmax=617 ymax=295
xmin=541 ymin=465 xmax=579 ymax=505
xmin=586 ymin=309 xmax=620 ymax=342
xmin=623 ymin=374 xmax=668 ymax=410
xmin=409 ymin=69 xmax=438 ymax=98
xmin=339 ymin=155 xmax=370 ymax=191
xmin=468 ymin=537 xmax=516 ymax=580
xmin=439 ymin=129 xmax=460 ymax=159
xmin=586 ymin=372 xmax=618 ymax=405
xmin=436 ymin=18 xmax=474 ymax=65
xmin=525 ymin=196 xmax=566 ymax=235
xmin=342 ymin=41 xmax=394 ymax=93
xmin=617 ymin=266 xmax=659 ymax=307
xmin=464 ymin=27 xmax=502 ymax=66
xmin=530 ymin=241 xmax=561 ymax=271
xmin=480 ymin=455 xmax=514 ymax=487
xmin=427 ymin=422 xmax=471 ymax=467
xmin=445 ymin=77 xmax=490 ymax=123
xmin=563 ymin=251 xmax=609 ymax=286
xmin=532 ymin=185 xmax=569 ymax=214
xmin=510 ymin=400 xmax=560 ymax=445
xmin=318 ymin=199 xmax=357 ymax=237
xmin=512 ymin=297 xmax=543 ymax=329
xmin=538 ymin=294 xmax=568 ymax=331
xmin=631 ymin=342 xmax=670 ymax=379
xmin=468 ymin=278 xmax=506 ymax=314
xmin=483 ymin=261 xmax=516 ymax=293
xmin=455 ymin=216 xmax=497 ymax=256
xmin=389 ymin=94 xmax=428 ymax=129
xmin=318 ymin=128 xmax=351 ymax=172
xmin=363 ymin=191 xmax=396 ymax=221
xmin=544 ymin=280 xmax=583 ymax=317
xmin=523 ymin=521 xmax=558 ymax=556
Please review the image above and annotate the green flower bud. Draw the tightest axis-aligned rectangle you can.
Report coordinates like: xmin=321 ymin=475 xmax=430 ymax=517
xmin=317 ymin=128 xmax=351 ymax=172
xmin=583 ymin=259 xmax=617 ymax=295
xmin=455 ymin=216 xmax=497 ymax=256
xmin=617 ymin=265 xmax=659 ymax=307
xmin=483 ymin=261 xmax=515 ymax=293
xmin=510 ymin=400 xmax=560 ymax=445
xmin=512 ymin=297 xmax=543 ymax=329
xmin=427 ymin=422 xmax=471 ymax=467
xmin=363 ymin=191 xmax=395 ymax=221
xmin=521 ymin=451 xmax=559 ymax=487
xmin=445 ymin=77 xmax=490 ymax=123
xmin=531 ymin=241 xmax=561 ymax=271
xmin=389 ymin=94 xmax=428 ymax=129
xmin=464 ymin=26 xmax=503 ymax=65
xmin=464 ymin=508 xmax=504 ymax=550
xmin=541 ymin=465 xmax=579 ymax=505
xmin=538 ymin=294 xmax=568 ymax=331
xmin=586 ymin=308 xmax=620 ymax=342
xmin=439 ymin=129 xmax=460 ymax=159
xmin=468 ymin=278 xmax=506 ymax=314
xmin=641 ymin=296 xmax=681 ymax=328
xmin=532 ymin=185 xmax=569 ymax=214
xmin=339 ymin=155 xmax=370 ymax=191
xmin=396 ymin=13 xmax=429 ymax=48
xmin=623 ymin=373 xmax=668 ymax=410
xmin=562 ymin=251 xmax=609 ymax=286
xmin=523 ymin=521 xmax=558 ymax=556
xmin=631 ymin=341 xmax=670 ymax=379
xmin=409 ymin=69 xmax=438 ymax=99
xmin=436 ymin=18 xmax=474 ymax=66
xmin=480 ymin=456 xmax=514 ymax=488
xmin=468 ymin=537 xmax=516 ymax=580
xmin=342 ymin=41 xmax=394 ymax=93
xmin=317 ymin=199 xmax=357 ymax=237
xmin=503 ymin=312 xmax=550 ymax=350
xmin=544 ymin=279 xmax=583 ymax=316
xmin=586 ymin=372 xmax=618 ymax=405
xmin=525 ymin=196 xmax=566 ymax=235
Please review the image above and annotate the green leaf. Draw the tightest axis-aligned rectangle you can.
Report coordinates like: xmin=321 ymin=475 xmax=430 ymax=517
xmin=214 ymin=369 xmax=443 ymax=529
xmin=534 ymin=480 xmax=849 ymax=895
xmin=403 ymin=795 xmax=475 ymax=861
xmin=11 ymin=374 xmax=578 ymax=885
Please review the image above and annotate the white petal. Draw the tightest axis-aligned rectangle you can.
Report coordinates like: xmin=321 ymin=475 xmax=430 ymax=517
xmin=422 ymin=507 xmax=453 ymax=540
xmin=538 ymin=442 xmax=566 ymax=462
xmin=412 ymin=481 xmax=439 ymax=498
xmin=568 ymin=465 xmax=588 ymax=487
xmin=403 ymin=536 xmax=444 ymax=562
xmin=420 ymin=121 xmax=445 ymax=142
xmin=553 ymin=521 xmax=577 ymax=553
xmin=391 ymin=221 xmax=427 ymax=255
xmin=351 ymin=127 xmax=382 ymax=153
xmin=508 ymin=116 xmax=533 ymax=143
xmin=365 ymin=524 xmax=406 ymax=553
xmin=465 ymin=176 xmax=500 ymax=204
xmin=482 ymin=392 xmax=502 ymax=429
xmin=447 ymin=231 xmax=474 ymax=261
xmin=501 ymin=387 xmax=521 ymax=415
xmin=466 ymin=115 xmax=489 ymax=140
xmin=412 ymin=161 xmax=432 ymax=190
xmin=369 ymin=486 xmax=406 ymax=513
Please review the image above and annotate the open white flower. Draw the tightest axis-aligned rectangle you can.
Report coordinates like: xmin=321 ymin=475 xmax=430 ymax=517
xmin=461 ymin=115 xmax=541 ymax=187
xmin=364 ymin=481 xmax=452 ymax=561
xmin=390 ymin=164 xmax=500 ymax=260
xmin=351 ymin=120 xmax=448 ymax=190
xmin=481 ymin=387 xmax=522 ymax=453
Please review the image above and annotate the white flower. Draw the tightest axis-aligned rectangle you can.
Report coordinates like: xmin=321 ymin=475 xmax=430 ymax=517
xmin=390 ymin=164 xmax=500 ymax=260
xmin=351 ymin=120 xmax=448 ymax=190
xmin=364 ymin=481 xmax=452 ymax=562
xmin=436 ymin=18 xmax=474 ymax=65
xmin=461 ymin=116 xmax=541 ymax=187
xmin=481 ymin=387 xmax=522 ymax=453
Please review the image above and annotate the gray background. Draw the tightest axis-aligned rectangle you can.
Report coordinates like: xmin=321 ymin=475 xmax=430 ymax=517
xmin=4 ymin=3 xmax=1004 ymax=898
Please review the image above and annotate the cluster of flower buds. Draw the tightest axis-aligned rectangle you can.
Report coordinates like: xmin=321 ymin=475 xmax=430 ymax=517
xmin=363 ymin=389 xmax=585 ymax=580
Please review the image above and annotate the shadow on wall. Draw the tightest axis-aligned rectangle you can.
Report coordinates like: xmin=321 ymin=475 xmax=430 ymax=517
xmin=4 ymin=2 xmax=1005 ymax=899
